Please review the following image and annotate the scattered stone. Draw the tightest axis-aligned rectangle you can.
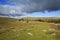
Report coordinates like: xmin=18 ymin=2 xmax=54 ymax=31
xmin=47 ymin=28 xmax=56 ymax=34
xmin=0 ymin=29 xmax=7 ymax=34
xmin=51 ymin=33 xmax=56 ymax=36
xmin=20 ymin=29 xmax=24 ymax=30
xmin=42 ymin=29 xmax=56 ymax=34
xmin=20 ymin=29 xmax=26 ymax=31
xmin=20 ymin=29 xmax=28 ymax=31
xmin=48 ymin=28 xmax=55 ymax=31
xmin=28 ymin=32 xmax=33 ymax=36
xmin=50 ymin=23 xmax=55 ymax=24
xmin=55 ymin=24 xmax=58 ymax=25
xmin=42 ymin=30 xmax=47 ymax=32
xmin=13 ymin=30 xmax=17 ymax=32
xmin=16 ymin=35 xmax=19 ymax=37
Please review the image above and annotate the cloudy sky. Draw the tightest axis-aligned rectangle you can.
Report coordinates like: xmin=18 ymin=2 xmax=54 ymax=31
xmin=0 ymin=0 xmax=60 ymax=18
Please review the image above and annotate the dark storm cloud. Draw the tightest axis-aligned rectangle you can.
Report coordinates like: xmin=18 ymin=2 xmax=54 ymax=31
xmin=0 ymin=0 xmax=60 ymax=17
xmin=8 ymin=0 xmax=60 ymax=13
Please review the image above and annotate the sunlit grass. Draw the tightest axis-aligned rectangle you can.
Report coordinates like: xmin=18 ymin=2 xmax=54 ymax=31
xmin=0 ymin=17 xmax=60 ymax=40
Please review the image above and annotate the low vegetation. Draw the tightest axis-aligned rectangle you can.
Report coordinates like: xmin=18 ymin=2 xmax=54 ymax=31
xmin=0 ymin=17 xmax=60 ymax=40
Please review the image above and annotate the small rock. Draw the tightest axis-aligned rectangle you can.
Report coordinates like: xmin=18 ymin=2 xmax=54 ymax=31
xmin=55 ymin=24 xmax=58 ymax=25
xmin=47 ymin=28 xmax=56 ymax=34
xmin=50 ymin=23 xmax=55 ymax=24
xmin=0 ymin=29 xmax=7 ymax=34
xmin=20 ymin=29 xmax=26 ymax=31
xmin=28 ymin=32 xmax=33 ymax=36
xmin=51 ymin=33 xmax=56 ymax=36
xmin=16 ymin=35 xmax=19 ymax=37
xmin=13 ymin=30 xmax=17 ymax=32
xmin=48 ymin=28 xmax=55 ymax=31
xmin=42 ymin=30 xmax=47 ymax=32
xmin=20 ymin=29 xmax=24 ymax=30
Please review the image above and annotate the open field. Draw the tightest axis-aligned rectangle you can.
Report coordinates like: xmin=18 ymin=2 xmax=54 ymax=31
xmin=0 ymin=17 xmax=60 ymax=40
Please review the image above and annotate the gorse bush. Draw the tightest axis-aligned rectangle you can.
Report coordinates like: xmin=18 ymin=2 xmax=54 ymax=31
xmin=47 ymin=19 xmax=60 ymax=23
xmin=37 ymin=19 xmax=60 ymax=23
xmin=18 ymin=17 xmax=60 ymax=23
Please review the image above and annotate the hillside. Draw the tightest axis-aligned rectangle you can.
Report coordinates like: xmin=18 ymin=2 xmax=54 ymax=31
xmin=0 ymin=17 xmax=60 ymax=40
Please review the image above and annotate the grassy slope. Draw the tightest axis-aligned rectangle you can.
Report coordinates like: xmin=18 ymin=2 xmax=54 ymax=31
xmin=0 ymin=17 xmax=60 ymax=40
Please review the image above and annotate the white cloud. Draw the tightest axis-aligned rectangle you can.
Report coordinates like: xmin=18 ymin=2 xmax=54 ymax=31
xmin=0 ymin=5 xmax=27 ymax=14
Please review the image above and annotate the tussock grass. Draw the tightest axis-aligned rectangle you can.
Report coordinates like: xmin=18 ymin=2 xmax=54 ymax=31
xmin=0 ymin=17 xmax=60 ymax=40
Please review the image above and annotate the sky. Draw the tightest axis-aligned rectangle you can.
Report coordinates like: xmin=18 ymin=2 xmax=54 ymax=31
xmin=0 ymin=0 xmax=60 ymax=19
xmin=25 ymin=10 xmax=60 ymax=17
